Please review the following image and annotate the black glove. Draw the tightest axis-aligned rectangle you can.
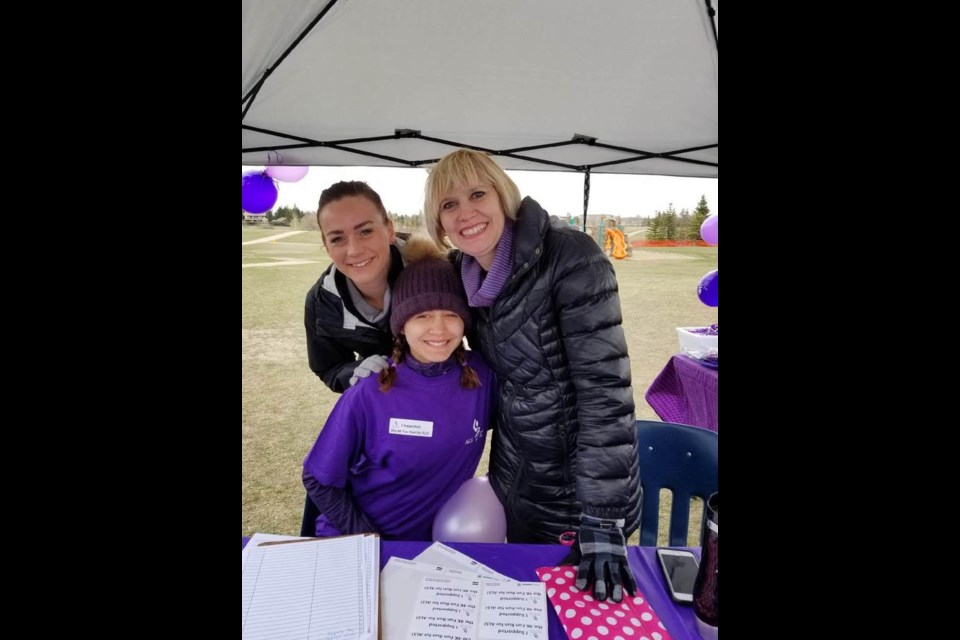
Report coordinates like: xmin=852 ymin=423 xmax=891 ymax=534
xmin=559 ymin=515 xmax=637 ymax=602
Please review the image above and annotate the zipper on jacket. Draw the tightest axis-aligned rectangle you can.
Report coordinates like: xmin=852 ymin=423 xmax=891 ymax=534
xmin=506 ymin=450 xmax=527 ymax=506
xmin=559 ymin=421 xmax=571 ymax=485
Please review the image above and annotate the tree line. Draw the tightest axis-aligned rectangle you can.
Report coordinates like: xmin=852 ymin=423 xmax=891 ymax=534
xmin=243 ymin=196 xmax=712 ymax=242
xmin=643 ymin=195 xmax=711 ymax=242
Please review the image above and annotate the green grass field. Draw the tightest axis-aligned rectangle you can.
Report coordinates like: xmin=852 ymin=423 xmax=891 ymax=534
xmin=242 ymin=227 xmax=718 ymax=544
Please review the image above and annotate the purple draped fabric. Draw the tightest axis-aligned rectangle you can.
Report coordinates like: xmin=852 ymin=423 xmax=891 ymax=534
xmin=645 ymin=354 xmax=718 ymax=432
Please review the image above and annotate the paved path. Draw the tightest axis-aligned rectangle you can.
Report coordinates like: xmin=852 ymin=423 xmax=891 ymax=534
xmin=242 ymin=230 xmax=307 ymax=245
xmin=243 ymin=259 xmax=318 ymax=269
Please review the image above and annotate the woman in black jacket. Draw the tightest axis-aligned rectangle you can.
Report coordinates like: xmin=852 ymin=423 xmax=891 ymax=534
xmin=304 ymin=181 xmax=405 ymax=393
xmin=301 ymin=181 xmax=407 ymax=535
xmin=424 ymin=150 xmax=641 ymax=603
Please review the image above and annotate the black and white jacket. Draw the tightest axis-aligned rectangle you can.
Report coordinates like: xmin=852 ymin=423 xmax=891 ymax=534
xmin=304 ymin=242 xmax=405 ymax=393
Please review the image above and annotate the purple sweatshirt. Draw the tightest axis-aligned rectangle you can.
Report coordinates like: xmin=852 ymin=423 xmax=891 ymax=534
xmin=303 ymin=351 xmax=495 ymax=540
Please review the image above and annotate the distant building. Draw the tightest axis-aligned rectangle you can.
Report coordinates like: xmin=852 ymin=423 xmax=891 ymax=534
xmin=243 ymin=213 xmax=269 ymax=225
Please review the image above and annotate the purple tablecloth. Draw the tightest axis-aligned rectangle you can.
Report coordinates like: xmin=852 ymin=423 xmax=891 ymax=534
xmin=645 ymin=354 xmax=718 ymax=432
xmin=242 ymin=537 xmax=700 ymax=640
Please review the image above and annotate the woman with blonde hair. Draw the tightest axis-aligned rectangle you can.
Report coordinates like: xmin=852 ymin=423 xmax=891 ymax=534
xmin=424 ymin=150 xmax=641 ymax=603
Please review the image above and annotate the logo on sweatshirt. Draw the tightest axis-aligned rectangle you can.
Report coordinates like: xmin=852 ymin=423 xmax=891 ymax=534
xmin=465 ymin=419 xmax=484 ymax=445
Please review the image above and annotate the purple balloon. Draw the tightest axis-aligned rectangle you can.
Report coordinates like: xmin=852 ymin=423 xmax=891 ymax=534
xmin=700 ymin=214 xmax=718 ymax=246
xmin=697 ymin=269 xmax=718 ymax=307
xmin=242 ymin=170 xmax=278 ymax=214
xmin=432 ymin=475 xmax=506 ymax=543
xmin=265 ymin=165 xmax=309 ymax=182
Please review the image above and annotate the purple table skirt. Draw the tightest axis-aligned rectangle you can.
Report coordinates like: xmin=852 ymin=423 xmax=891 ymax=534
xmin=645 ymin=354 xmax=718 ymax=433
xmin=242 ymin=537 xmax=700 ymax=640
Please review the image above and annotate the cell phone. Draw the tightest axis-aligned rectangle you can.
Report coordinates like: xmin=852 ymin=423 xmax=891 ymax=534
xmin=656 ymin=548 xmax=699 ymax=604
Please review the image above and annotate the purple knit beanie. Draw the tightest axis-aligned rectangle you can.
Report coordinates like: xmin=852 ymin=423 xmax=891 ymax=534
xmin=390 ymin=256 xmax=471 ymax=335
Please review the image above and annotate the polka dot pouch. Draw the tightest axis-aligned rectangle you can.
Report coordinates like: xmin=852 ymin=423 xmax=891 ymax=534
xmin=536 ymin=566 xmax=673 ymax=640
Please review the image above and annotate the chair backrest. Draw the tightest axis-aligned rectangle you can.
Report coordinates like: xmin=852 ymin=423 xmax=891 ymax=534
xmin=636 ymin=419 xmax=718 ymax=546
xmin=300 ymin=494 xmax=319 ymax=537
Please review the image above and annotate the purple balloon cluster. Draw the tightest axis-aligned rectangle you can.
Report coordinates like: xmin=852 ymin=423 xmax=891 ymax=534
xmin=700 ymin=214 xmax=718 ymax=246
xmin=697 ymin=214 xmax=718 ymax=307
xmin=697 ymin=270 xmax=718 ymax=307
xmin=242 ymin=165 xmax=310 ymax=214
xmin=241 ymin=170 xmax=277 ymax=214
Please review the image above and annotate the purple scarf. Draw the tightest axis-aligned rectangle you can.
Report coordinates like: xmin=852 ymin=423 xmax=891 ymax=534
xmin=461 ymin=218 xmax=515 ymax=308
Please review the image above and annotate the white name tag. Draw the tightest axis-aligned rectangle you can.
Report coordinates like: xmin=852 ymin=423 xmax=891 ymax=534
xmin=389 ymin=418 xmax=434 ymax=437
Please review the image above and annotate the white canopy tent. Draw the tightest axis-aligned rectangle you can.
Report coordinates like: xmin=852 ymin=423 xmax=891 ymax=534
xmin=242 ymin=0 xmax=717 ymax=213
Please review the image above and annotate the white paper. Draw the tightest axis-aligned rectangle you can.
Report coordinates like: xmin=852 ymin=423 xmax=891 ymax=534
xmin=241 ymin=535 xmax=379 ymax=640
xmin=477 ymin=581 xmax=548 ymax=640
xmin=408 ymin=576 xmax=482 ymax=640
xmin=241 ymin=532 xmax=310 ymax=570
xmin=386 ymin=557 xmax=483 ymax=580
xmin=381 ymin=560 xmax=428 ymax=640
xmin=385 ymin=568 xmax=548 ymax=640
xmin=413 ymin=542 xmax=515 ymax=582
xmin=382 ymin=559 xmax=487 ymax=640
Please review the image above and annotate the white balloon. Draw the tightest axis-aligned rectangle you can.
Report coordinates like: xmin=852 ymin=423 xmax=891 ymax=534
xmin=265 ymin=165 xmax=309 ymax=182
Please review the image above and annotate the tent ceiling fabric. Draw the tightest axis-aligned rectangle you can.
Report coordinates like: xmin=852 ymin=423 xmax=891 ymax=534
xmin=242 ymin=0 xmax=718 ymax=177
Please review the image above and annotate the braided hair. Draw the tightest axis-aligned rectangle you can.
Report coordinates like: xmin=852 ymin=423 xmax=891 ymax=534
xmin=377 ymin=335 xmax=480 ymax=392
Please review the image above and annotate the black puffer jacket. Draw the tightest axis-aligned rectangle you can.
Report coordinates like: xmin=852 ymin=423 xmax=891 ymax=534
xmin=456 ymin=198 xmax=641 ymax=542
xmin=304 ymin=243 xmax=405 ymax=393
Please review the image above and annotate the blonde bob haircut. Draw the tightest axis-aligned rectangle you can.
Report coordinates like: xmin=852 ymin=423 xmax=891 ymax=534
xmin=424 ymin=150 xmax=522 ymax=250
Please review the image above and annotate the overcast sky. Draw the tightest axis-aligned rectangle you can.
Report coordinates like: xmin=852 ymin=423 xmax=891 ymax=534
xmin=243 ymin=165 xmax=718 ymax=219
